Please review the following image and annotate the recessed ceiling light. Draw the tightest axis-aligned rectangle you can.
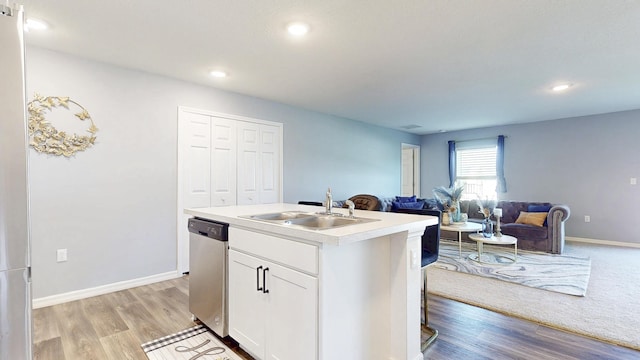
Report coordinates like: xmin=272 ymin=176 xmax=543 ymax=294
xmin=287 ymin=22 xmax=310 ymax=36
xmin=25 ymin=18 xmax=48 ymax=31
xmin=209 ymin=70 xmax=227 ymax=78
xmin=552 ymin=84 xmax=572 ymax=92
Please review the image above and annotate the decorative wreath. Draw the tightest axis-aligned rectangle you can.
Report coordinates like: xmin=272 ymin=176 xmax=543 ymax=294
xmin=27 ymin=94 xmax=98 ymax=157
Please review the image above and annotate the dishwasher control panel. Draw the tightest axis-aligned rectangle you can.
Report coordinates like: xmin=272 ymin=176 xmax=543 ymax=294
xmin=188 ymin=217 xmax=228 ymax=241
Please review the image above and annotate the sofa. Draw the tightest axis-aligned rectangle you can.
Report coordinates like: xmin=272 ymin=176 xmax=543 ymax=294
xmin=457 ymin=200 xmax=570 ymax=254
xmin=338 ymin=195 xmax=570 ymax=254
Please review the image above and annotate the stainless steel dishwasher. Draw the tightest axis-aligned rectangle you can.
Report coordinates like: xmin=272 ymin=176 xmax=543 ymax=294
xmin=188 ymin=217 xmax=229 ymax=337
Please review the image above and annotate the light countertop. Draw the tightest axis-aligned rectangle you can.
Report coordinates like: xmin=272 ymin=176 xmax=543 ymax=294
xmin=185 ymin=203 xmax=437 ymax=246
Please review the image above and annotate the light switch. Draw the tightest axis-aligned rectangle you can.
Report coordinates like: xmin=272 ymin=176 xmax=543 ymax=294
xmin=57 ymin=248 xmax=67 ymax=262
xmin=631 ymin=178 xmax=637 ymax=185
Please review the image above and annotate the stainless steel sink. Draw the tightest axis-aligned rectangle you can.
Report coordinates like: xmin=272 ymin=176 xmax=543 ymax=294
xmin=246 ymin=211 xmax=315 ymax=221
xmin=243 ymin=212 xmax=379 ymax=230
xmin=285 ymin=215 xmax=378 ymax=230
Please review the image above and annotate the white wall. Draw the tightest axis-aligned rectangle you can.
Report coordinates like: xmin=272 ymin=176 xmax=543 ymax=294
xmin=26 ymin=47 xmax=419 ymax=299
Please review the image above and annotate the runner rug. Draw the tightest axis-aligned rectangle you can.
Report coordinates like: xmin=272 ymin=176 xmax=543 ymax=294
xmin=141 ymin=325 xmax=244 ymax=360
xmin=434 ymin=240 xmax=591 ymax=296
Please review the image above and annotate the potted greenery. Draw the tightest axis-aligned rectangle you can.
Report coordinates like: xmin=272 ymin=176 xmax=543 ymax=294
xmin=433 ymin=184 xmax=465 ymax=223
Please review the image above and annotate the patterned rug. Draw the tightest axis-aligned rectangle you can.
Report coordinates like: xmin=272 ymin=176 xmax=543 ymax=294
xmin=142 ymin=325 xmax=244 ymax=360
xmin=434 ymin=240 xmax=591 ymax=296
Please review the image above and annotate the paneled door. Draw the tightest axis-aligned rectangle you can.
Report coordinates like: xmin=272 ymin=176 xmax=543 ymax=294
xmin=181 ymin=112 xmax=212 ymax=208
xmin=401 ymin=144 xmax=420 ymax=196
xmin=211 ymin=117 xmax=237 ymax=206
xmin=258 ymin=125 xmax=280 ymax=204
xmin=177 ymin=107 xmax=283 ymax=273
xmin=237 ymin=122 xmax=260 ymax=205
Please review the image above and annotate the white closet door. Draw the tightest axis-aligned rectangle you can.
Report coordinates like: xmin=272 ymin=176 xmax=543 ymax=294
xmin=259 ymin=125 xmax=280 ymax=204
xmin=211 ymin=117 xmax=237 ymax=206
xmin=237 ymin=122 xmax=260 ymax=205
xmin=181 ymin=112 xmax=211 ymax=208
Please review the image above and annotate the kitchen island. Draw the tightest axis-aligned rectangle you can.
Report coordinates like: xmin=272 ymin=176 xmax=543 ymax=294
xmin=185 ymin=203 xmax=437 ymax=360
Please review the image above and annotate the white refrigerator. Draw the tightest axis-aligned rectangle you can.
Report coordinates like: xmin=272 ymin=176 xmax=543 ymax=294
xmin=0 ymin=3 xmax=33 ymax=360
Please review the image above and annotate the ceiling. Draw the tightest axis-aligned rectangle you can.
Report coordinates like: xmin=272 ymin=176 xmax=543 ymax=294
xmin=20 ymin=0 xmax=640 ymax=135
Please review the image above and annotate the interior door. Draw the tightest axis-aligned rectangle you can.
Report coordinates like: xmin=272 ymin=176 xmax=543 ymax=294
xmin=177 ymin=111 xmax=211 ymax=273
xmin=237 ymin=122 xmax=260 ymax=205
xmin=259 ymin=125 xmax=280 ymax=204
xmin=401 ymin=145 xmax=420 ymax=196
xmin=211 ymin=117 xmax=237 ymax=206
xmin=182 ymin=112 xmax=212 ymax=208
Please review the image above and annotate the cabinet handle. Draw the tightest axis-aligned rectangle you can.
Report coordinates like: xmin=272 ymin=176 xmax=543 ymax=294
xmin=262 ymin=267 xmax=269 ymax=293
xmin=256 ymin=265 xmax=263 ymax=291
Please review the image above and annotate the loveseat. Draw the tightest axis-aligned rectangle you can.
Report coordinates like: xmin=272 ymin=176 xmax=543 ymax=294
xmin=338 ymin=195 xmax=570 ymax=254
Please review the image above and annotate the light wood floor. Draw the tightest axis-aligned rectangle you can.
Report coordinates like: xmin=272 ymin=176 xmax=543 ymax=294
xmin=33 ymin=275 xmax=640 ymax=360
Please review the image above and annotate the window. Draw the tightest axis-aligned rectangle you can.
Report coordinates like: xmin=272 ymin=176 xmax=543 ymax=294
xmin=453 ymin=138 xmax=499 ymax=200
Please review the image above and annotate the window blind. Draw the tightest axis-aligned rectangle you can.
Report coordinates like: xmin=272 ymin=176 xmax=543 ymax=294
xmin=456 ymin=146 xmax=497 ymax=178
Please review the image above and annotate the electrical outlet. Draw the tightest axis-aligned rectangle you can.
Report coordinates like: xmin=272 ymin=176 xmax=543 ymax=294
xmin=631 ymin=178 xmax=637 ymax=185
xmin=584 ymin=215 xmax=591 ymax=223
xmin=57 ymin=248 xmax=67 ymax=262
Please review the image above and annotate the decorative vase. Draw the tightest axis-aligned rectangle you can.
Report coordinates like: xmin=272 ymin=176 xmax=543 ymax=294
xmin=442 ymin=212 xmax=450 ymax=225
xmin=482 ymin=218 xmax=493 ymax=238
xmin=451 ymin=201 xmax=461 ymax=222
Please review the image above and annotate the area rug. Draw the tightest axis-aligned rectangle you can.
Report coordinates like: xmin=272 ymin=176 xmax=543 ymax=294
xmin=428 ymin=241 xmax=640 ymax=350
xmin=141 ymin=325 xmax=244 ymax=360
xmin=435 ymin=240 xmax=591 ymax=296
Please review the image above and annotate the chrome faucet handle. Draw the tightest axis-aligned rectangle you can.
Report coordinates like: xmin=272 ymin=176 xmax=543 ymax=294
xmin=345 ymin=200 xmax=355 ymax=217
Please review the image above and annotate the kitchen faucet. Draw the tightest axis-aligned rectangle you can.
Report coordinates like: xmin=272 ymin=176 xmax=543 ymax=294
xmin=325 ymin=187 xmax=333 ymax=215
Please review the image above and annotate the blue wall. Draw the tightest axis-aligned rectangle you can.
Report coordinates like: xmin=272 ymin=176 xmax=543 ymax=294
xmin=421 ymin=110 xmax=640 ymax=245
xmin=284 ymin=114 xmax=420 ymax=203
xmin=26 ymin=46 xmax=420 ymax=298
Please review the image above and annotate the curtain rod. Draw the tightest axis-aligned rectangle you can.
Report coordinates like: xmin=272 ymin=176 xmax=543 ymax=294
xmin=450 ymin=135 xmax=507 ymax=143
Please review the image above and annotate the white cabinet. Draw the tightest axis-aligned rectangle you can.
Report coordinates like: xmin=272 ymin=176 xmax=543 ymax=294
xmin=228 ymin=229 xmax=318 ymax=360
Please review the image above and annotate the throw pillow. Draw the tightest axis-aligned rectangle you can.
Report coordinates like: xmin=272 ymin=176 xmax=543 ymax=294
xmin=395 ymin=195 xmax=417 ymax=203
xmin=515 ymin=211 xmax=547 ymax=227
xmin=528 ymin=204 xmax=552 ymax=226
xmin=392 ymin=200 xmax=424 ymax=210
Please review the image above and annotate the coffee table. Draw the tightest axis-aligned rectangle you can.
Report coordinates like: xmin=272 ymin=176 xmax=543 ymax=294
xmin=468 ymin=233 xmax=518 ymax=264
xmin=441 ymin=222 xmax=483 ymax=258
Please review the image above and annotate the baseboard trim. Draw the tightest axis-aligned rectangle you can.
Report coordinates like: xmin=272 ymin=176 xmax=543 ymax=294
xmin=566 ymin=236 xmax=640 ymax=249
xmin=32 ymin=271 xmax=182 ymax=309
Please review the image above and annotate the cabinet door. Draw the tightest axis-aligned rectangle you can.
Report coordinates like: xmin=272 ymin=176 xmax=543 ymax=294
xmin=266 ymin=262 xmax=318 ymax=360
xmin=211 ymin=117 xmax=237 ymax=206
xmin=236 ymin=122 xmax=260 ymax=205
xmin=228 ymin=250 xmax=266 ymax=358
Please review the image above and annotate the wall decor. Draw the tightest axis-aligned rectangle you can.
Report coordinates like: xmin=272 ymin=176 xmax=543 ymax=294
xmin=27 ymin=93 xmax=98 ymax=157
